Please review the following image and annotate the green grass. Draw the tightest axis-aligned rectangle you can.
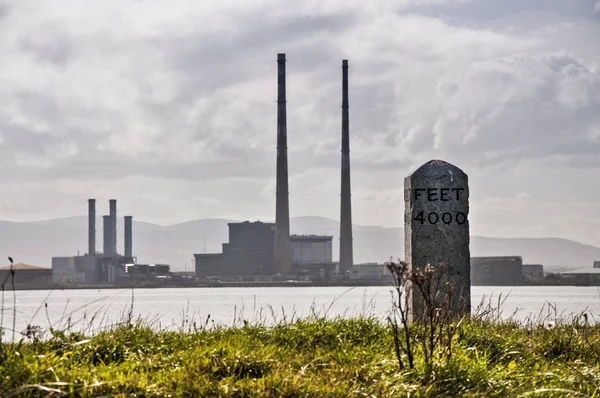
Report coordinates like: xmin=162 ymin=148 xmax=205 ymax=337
xmin=1 ymin=313 xmax=600 ymax=397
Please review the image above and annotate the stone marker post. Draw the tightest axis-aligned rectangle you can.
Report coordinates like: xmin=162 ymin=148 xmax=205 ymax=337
xmin=404 ymin=159 xmax=471 ymax=320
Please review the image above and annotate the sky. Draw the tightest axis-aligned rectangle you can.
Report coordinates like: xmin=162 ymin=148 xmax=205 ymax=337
xmin=0 ymin=0 xmax=599 ymax=245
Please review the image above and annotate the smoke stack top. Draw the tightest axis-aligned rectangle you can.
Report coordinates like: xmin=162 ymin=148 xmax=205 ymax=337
xmin=274 ymin=53 xmax=292 ymax=274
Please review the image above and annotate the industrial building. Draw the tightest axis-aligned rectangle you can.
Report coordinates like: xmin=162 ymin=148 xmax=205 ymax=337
xmin=561 ymin=269 xmax=600 ymax=284
xmin=195 ymin=221 xmax=276 ymax=277
xmin=193 ymin=253 xmax=224 ymax=278
xmin=51 ymin=198 xmax=168 ymax=286
xmin=522 ymin=263 xmax=544 ymax=282
xmin=125 ymin=263 xmax=170 ymax=279
xmin=470 ymin=256 xmax=523 ymax=286
xmin=349 ymin=263 xmax=393 ymax=281
xmin=560 ymin=261 xmax=600 ymax=285
xmin=290 ymin=235 xmax=335 ymax=276
xmin=0 ymin=263 xmax=52 ymax=289
xmin=194 ymin=225 xmax=337 ymax=278
xmin=52 ymin=255 xmax=99 ymax=284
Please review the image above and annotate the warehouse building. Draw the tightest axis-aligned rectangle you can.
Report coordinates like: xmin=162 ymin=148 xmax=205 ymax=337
xmin=0 ymin=263 xmax=52 ymax=289
xmin=522 ymin=263 xmax=544 ymax=282
xmin=561 ymin=261 xmax=600 ymax=285
xmin=471 ymin=256 xmax=523 ymax=286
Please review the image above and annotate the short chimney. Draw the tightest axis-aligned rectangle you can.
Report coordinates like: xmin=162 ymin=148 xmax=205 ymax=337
xmin=124 ymin=216 xmax=133 ymax=258
xmin=88 ymin=198 xmax=96 ymax=255
xmin=103 ymin=215 xmax=111 ymax=256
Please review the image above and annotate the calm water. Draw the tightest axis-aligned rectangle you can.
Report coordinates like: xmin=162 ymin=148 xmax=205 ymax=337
xmin=1 ymin=286 xmax=599 ymax=340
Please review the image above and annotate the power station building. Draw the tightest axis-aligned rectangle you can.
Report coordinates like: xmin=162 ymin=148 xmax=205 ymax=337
xmin=470 ymin=256 xmax=523 ymax=286
xmin=195 ymin=222 xmax=275 ymax=277
xmin=50 ymin=198 xmax=159 ymax=285
xmin=195 ymin=54 xmax=356 ymax=278
xmin=194 ymin=224 xmax=336 ymax=278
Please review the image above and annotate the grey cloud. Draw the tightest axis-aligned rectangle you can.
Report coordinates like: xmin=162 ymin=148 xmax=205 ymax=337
xmin=395 ymin=124 xmax=436 ymax=154
xmin=471 ymin=139 xmax=600 ymax=171
xmin=19 ymin=33 xmax=75 ymax=66
xmin=13 ymin=90 xmax=61 ymax=124
xmin=3 ymin=88 xmax=124 ymax=142
xmin=352 ymin=81 xmax=398 ymax=137
xmin=0 ymin=130 xmax=276 ymax=183
xmin=0 ymin=124 xmax=52 ymax=155
xmin=289 ymin=141 xmax=412 ymax=172
xmin=413 ymin=0 xmax=600 ymax=23
xmin=2 ymin=0 xmax=600 ymax=242
xmin=156 ymin=12 xmax=357 ymax=99
xmin=149 ymin=158 xmax=274 ymax=181
xmin=437 ymin=81 xmax=459 ymax=99
xmin=285 ymin=41 xmax=345 ymax=76
xmin=290 ymin=75 xmax=400 ymax=146
xmin=354 ymin=158 xmax=412 ymax=171
xmin=231 ymin=12 xmax=357 ymax=49
xmin=0 ymin=3 xmax=8 ymax=22
xmin=428 ymin=53 xmax=600 ymax=168
xmin=1 ymin=0 xmax=599 ymax=190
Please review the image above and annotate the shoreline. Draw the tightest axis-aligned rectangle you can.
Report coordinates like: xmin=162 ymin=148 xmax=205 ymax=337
xmin=4 ymin=279 xmax=598 ymax=291
xmin=6 ymin=280 xmax=396 ymax=291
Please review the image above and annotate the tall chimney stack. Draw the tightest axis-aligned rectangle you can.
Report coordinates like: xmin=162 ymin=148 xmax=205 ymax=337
xmin=102 ymin=215 xmax=111 ymax=255
xmin=274 ymin=53 xmax=292 ymax=274
xmin=124 ymin=216 xmax=133 ymax=258
xmin=88 ymin=198 xmax=96 ymax=255
xmin=339 ymin=59 xmax=354 ymax=274
xmin=109 ymin=199 xmax=117 ymax=256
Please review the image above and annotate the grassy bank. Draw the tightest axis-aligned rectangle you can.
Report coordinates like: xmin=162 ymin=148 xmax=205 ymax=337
xmin=1 ymin=313 xmax=600 ymax=397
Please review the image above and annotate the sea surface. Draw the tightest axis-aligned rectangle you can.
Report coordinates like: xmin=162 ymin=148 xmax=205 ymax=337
xmin=1 ymin=286 xmax=599 ymax=340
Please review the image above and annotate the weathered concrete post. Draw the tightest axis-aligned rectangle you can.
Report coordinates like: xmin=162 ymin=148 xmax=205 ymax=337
xmin=404 ymin=159 xmax=471 ymax=319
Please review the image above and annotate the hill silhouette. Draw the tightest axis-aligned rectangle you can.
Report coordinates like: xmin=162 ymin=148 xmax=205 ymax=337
xmin=0 ymin=215 xmax=597 ymax=273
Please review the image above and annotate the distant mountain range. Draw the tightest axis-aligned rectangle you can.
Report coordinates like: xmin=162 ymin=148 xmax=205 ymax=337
xmin=0 ymin=215 xmax=598 ymax=273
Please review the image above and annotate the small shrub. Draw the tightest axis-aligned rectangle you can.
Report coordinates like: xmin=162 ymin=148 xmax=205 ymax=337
xmin=386 ymin=260 xmax=462 ymax=376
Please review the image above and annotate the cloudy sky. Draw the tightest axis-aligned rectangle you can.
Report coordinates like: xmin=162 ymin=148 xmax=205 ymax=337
xmin=1 ymin=0 xmax=599 ymax=244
